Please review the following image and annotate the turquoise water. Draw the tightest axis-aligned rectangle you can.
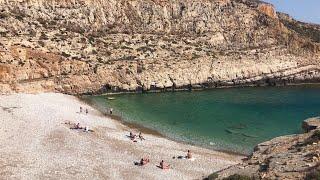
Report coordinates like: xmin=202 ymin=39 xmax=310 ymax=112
xmin=85 ymin=85 xmax=320 ymax=154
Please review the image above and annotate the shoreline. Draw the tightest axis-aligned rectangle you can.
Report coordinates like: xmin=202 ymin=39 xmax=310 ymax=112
xmin=80 ymin=84 xmax=320 ymax=156
xmin=81 ymin=96 xmax=248 ymax=157
xmin=88 ymin=82 xmax=320 ymax=96
xmin=0 ymin=93 xmax=243 ymax=179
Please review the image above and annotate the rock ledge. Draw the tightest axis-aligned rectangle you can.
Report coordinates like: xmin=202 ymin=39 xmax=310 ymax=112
xmin=302 ymin=117 xmax=320 ymax=132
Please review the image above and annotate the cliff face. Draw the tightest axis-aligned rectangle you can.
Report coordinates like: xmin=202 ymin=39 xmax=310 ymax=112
xmin=0 ymin=0 xmax=319 ymax=94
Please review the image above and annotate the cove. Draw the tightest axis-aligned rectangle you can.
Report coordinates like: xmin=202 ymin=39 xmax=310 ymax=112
xmin=83 ymin=85 xmax=320 ymax=154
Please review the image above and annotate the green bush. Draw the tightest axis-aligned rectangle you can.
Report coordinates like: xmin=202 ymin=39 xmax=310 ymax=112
xmin=61 ymin=52 xmax=71 ymax=58
xmin=205 ymin=173 xmax=254 ymax=180
xmin=312 ymin=130 xmax=320 ymax=140
xmin=39 ymin=32 xmax=48 ymax=40
xmin=207 ymin=173 xmax=218 ymax=180
xmin=0 ymin=12 xmax=9 ymax=19
xmin=305 ymin=169 xmax=320 ymax=180
xmin=304 ymin=130 xmax=320 ymax=145
xmin=223 ymin=174 xmax=253 ymax=180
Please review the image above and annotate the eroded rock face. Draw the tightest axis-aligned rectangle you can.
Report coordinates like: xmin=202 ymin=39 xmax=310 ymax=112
xmin=257 ymin=3 xmax=277 ymax=19
xmin=0 ymin=0 xmax=319 ymax=94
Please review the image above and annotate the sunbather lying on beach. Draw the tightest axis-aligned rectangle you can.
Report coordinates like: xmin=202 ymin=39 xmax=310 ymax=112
xmin=129 ymin=132 xmax=136 ymax=140
xmin=75 ymin=123 xmax=81 ymax=129
xmin=160 ymin=160 xmax=170 ymax=169
xmin=172 ymin=150 xmax=192 ymax=160
xmin=64 ymin=121 xmax=72 ymax=125
xmin=134 ymin=158 xmax=149 ymax=166
xmin=70 ymin=123 xmax=84 ymax=130
xmin=140 ymin=158 xmax=150 ymax=166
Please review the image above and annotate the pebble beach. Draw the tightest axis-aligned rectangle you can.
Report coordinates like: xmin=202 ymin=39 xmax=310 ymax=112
xmin=0 ymin=93 xmax=242 ymax=179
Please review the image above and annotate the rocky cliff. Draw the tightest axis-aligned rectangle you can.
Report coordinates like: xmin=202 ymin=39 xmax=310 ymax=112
xmin=211 ymin=117 xmax=320 ymax=180
xmin=0 ymin=0 xmax=319 ymax=94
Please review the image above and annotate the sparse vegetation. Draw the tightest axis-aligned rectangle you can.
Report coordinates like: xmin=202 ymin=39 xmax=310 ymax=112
xmin=304 ymin=130 xmax=320 ymax=145
xmin=206 ymin=172 xmax=218 ymax=180
xmin=39 ymin=32 xmax=48 ymax=40
xmin=88 ymin=36 xmax=95 ymax=44
xmin=0 ymin=31 xmax=7 ymax=36
xmin=0 ymin=12 xmax=9 ymax=19
xmin=38 ymin=41 xmax=45 ymax=47
xmin=137 ymin=46 xmax=155 ymax=53
xmin=120 ymin=46 xmax=133 ymax=50
xmin=195 ymin=47 xmax=202 ymax=51
xmin=223 ymin=174 xmax=254 ymax=180
xmin=15 ymin=14 xmax=24 ymax=21
xmin=281 ymin=19 xmax=320 ymax=43
xmin=120 ymin=55 xmax=136 ymax=61
xmin=305 ymin=169 xmax=320 ymax=180
xmin=192 ymin=53 xmax=201 ymax=59
xmin=92 ymin=50 xmax=98 ymax=54
xmin=61 ymin=52 xmax=71 ymax=58
xmin=205 ymin=173 xmax=254 ymax=180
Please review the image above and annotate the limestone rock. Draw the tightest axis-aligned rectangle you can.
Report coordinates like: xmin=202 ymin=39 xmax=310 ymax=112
xmin=0 ymin=0 xmax=319 ymax=94
xmin=302 ymin=117 xmax=320 ymax=132
xmin=257 ymin=3 xmax=277 ymax=19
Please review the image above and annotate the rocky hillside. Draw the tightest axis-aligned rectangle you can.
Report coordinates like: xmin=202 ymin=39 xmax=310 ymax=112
xmin=278 ymin=12 xmax=320 ymax=43
xmin=0 ymin=0 xmax=319 ymax=94
xmin=211 ymin=117 xmax=320 ymax=180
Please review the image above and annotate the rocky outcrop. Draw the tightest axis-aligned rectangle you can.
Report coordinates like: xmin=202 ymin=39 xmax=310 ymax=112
xmin=213 ymin=117 xmax=320 ymax=179
xmin=257 ymin=3 xmax=277 ymax=19
xmin=0 ymin=0 xmax=319 ymax=94
xmin=303 ymin=117 xmax=320 ymax=132
xmin=278 ymin=12 xmax=320 ymax=43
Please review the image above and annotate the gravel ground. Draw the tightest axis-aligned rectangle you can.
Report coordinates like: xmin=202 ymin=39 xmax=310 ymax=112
xmin=0 ymin=93 xmax=243 ymax=180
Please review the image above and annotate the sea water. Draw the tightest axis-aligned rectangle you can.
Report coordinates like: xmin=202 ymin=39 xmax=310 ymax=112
xmin=84 ymin=85 xmax=320 ymax=154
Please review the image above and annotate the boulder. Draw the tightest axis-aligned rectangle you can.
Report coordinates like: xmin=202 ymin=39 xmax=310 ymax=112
xmin=302 ymin=117 xmax=320 ymax=132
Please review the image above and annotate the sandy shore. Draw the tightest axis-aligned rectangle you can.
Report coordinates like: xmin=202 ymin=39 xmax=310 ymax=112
xmin=0 ymin=93 xmax=243 ymax=179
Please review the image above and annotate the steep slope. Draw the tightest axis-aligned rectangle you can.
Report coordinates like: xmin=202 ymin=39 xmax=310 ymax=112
xmin=0 ymin=0 xmax=319 ymax=94
xmin=278 ymin=12 xmax=320 ymax=43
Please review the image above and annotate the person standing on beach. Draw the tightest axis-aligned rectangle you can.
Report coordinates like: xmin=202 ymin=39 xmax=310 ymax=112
xmin=187 ymin=150 xmax=192 ymax=159
xmin=138 ymin=132 xmax=145 ymax=140
xmin=85 ymin=109 xmax=88 ymax=115
xmin=80 ymin=107 xmax=83 ymax=113
xmin=110 ymin=108 xmax=113 ymax=115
